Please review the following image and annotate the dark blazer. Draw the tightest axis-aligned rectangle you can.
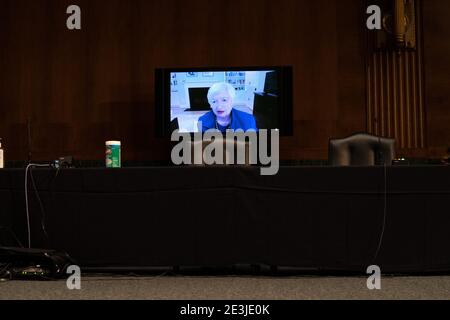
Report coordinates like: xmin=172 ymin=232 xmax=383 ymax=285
xmin=198 ymin=109 xmax=258 ymax=133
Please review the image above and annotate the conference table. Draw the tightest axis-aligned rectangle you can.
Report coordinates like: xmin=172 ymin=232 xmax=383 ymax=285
xmin=1 ymin=165 xmax=450 ymax=273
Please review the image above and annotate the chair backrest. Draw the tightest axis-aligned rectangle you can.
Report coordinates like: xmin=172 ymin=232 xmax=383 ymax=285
xmin=328 ymin=133 xmax=396 ymax=166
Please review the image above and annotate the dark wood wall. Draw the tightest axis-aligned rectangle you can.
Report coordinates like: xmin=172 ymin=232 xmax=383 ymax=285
xmin=0 ymin=0 xmax=367 ymax=162
xmin=423 ymin=0 xmax=450 ymax=157
xmin=1 ymin=0 xmax=449 ymax=163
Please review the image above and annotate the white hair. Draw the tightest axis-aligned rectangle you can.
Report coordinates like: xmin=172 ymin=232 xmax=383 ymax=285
xmin=207 ymin=82 xmax=236 ymax=102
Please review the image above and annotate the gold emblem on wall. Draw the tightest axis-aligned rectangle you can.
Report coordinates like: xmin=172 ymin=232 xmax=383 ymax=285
xmin=367 ymin=0 xmax=425 ymax=150
xmin=376 ymin=0 xmax=416 ymax=50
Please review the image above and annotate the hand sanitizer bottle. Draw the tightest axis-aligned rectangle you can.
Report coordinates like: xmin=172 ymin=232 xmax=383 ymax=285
xmin=0 ymin=138 xmax=4 ymax=169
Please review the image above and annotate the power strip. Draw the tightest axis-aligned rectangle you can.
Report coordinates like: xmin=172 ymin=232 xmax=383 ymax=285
xmin=12 ymin=265 xmax=52 ymax=279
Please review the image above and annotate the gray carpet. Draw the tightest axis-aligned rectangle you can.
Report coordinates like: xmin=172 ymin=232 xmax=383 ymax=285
xmin=1 ymin=275 xmax=450 ymax=300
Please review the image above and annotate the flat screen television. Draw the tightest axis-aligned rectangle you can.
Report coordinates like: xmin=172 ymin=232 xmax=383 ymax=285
xmin=155 ymin=66 xmax=293 ymax=136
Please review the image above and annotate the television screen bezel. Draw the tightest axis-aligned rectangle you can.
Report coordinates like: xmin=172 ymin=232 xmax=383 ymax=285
xmin=155 ymin=65 xmax=293 ymax=137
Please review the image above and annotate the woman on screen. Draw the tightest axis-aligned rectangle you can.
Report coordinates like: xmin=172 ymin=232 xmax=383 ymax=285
xmin=198 ymin=82 xmax=257 ymax=133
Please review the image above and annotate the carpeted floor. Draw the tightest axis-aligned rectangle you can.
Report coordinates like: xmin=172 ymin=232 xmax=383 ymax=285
xmin=1 ymin=275 xmax=450 ymax=300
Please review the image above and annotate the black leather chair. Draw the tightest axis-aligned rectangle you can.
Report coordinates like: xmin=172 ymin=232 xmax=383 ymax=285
xmin=328 ymin=133 xmax=395 ymax=166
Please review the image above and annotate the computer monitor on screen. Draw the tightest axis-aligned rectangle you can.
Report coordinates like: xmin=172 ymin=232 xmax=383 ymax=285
xmin=188 ymin=87 xmax=210 ymax=111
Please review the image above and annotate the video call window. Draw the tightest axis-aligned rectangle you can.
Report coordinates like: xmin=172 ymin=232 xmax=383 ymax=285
xmin=170 ymin=70 xmax=277 ymax=133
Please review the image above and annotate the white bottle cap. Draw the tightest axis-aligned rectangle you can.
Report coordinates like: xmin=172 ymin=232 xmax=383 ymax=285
xmin=105 ymin=141 xmax=121 ymax=146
